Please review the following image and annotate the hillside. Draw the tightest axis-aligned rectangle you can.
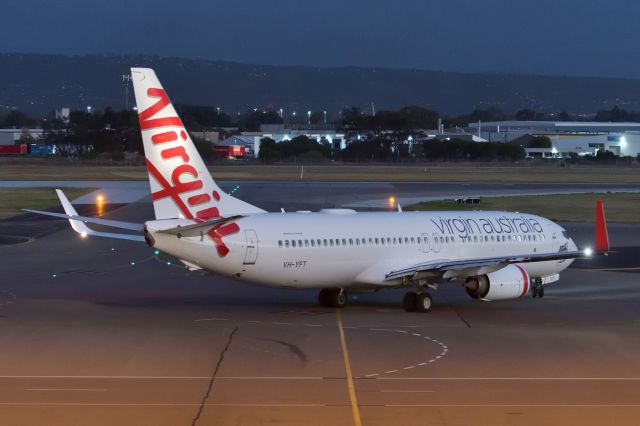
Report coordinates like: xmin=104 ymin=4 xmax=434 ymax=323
xmin=2 ymin=53 xmax=640 ymax=116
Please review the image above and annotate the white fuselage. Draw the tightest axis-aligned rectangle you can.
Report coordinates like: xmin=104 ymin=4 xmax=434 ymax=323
xmin=146 ymin=210 xmax=577 ymax=290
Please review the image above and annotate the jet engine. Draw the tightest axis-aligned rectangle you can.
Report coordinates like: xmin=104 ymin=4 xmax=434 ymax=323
xmin=464 ymin=264 xmax=529 ymax=301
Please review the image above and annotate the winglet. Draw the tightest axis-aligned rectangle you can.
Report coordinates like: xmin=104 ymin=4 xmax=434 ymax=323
xmin=56 ymin=189 xmax=92 ymax=235
xmin=595 ymin=199 xmax=609 ymax=253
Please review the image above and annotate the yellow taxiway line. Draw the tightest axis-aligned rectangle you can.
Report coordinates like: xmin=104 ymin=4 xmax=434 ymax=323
xmin=336 ymin=309 xmax=363 ymax=426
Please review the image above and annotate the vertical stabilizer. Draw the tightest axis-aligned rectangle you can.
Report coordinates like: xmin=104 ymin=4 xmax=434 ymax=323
xmin=130 ymin=68 xmax=264 ymax=220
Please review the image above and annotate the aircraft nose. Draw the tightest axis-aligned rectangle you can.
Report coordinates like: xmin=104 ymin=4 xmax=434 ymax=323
xmin=568 ymin=238 xmax=578 ymax=251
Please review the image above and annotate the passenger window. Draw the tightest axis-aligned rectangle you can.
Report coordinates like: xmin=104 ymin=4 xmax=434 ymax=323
xmin=330 ymin=239 xmax=334 ymax=247
xmin=398 ymin=237 xmax=402 ymax=245
xmin=405 ymin=237 xmax=409 ymax=244
xmin=381 ymin=238 xmax=386 ymax=245
xmin=451 ymin=237 xmax=455 ymax=243
xmin=375 ymin=238 xmax=379 ymax=245
xmin=305 ymin=240 xmax=309 ymax=247
xmin=285 ymin=240 xmax=290 ymax=248
xmin=349 ymin=238 xmax=353 ymax=245
xmin=445 ymin=236 xmax=449 ymax=243
xmin=278 ymin=240 xmax=283 ymax=248
xmin=323 ymin=239 xmax=328 ymax=246
xmin=417 ymin=237 xmax=422 ymax=244
xmin=298 ymin=240 xmax=303 ymax=247
xmin=411 ymin=237 xmax=415 ymax=243
xmin=311 ymin=239 xmax=315 ymax=247
xmin=473 ymin=236 xmax=477 ymax=243
xmin=393 ymin=237 xmax=397 ymax=244
xmin=342 ymin=239 xmax=347 ymax=246
xmin=292 ymin=240 xmax=296 ymax=247
xmin=355 ymin=238 xmax=359 ymax=246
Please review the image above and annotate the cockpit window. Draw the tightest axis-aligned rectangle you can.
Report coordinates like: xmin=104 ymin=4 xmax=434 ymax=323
xmin=562 ymin=230 xmax=570 ymax=239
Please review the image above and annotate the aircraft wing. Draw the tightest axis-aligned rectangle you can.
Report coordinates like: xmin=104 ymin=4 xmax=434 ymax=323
xmin=24 ymin=189 xmax=145 ymax=242
xmin=384 ymin=250 xmax=586 ymax=281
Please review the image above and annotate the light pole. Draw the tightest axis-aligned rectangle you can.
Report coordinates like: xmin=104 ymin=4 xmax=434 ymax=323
xmin=307 ymin=110 xmax=311 ymax=125
xmin=121 ymin=74 xmax=132 ymax=110
xmin=323 ymin=110 xmax=327 ymax=125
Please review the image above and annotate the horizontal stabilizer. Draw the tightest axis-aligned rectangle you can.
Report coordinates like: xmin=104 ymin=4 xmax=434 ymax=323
xmin=157 ymin=215 xmax=244 ymax=237
xmin=24 ymin=190 xmax=145 ymax=242
xmin=23 ymin=209 xmax=144 ymax=231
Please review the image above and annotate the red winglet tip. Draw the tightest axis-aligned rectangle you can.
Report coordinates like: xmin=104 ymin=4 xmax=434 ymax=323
xmin=595 ymin=199 xmax=609 ymax=253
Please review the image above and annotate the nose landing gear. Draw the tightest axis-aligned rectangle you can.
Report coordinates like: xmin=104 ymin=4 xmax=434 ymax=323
xmin=318 ymin=288 xmax=347 ymax=308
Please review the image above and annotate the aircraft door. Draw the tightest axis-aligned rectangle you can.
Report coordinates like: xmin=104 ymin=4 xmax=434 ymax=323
xmin=421 ymin=233 xmax=430 ymax=253
xmin=243 ymin=229 xmax=258 ymax=265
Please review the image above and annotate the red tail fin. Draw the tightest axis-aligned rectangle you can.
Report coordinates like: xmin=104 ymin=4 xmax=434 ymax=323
xmin=595 ymin=199 xmax=609 ymax=253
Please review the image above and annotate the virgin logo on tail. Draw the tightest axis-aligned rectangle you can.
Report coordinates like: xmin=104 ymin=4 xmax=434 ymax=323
xmin=140 ymin=88 xmax=239 ymax=257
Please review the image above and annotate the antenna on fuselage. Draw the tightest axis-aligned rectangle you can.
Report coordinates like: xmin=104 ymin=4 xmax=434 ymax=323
xmin=397 ymin=204 xmax=402 ymax=212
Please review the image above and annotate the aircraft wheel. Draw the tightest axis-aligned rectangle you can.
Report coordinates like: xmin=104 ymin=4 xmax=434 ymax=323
xmin=402 ymin=292 xmax=417 ymax=312
xmin=318 ymin=289 xmax=332 ymax=307
xmin=416 ymin=292 xmax=433 ymax=313
xmin=333 ymin=290 xmax=347 ymax=308
xmin=532 ymin=285 xmax=544 ymax=299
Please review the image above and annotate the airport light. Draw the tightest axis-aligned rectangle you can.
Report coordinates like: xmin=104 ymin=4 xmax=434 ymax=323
xmin=96 ymin=194 xmax=105 ymax=203
xmin=584 ymin=247 xmax=593 ymax=257
xmin=154 ymin=250 xmax=160 ymax=255
xmin=620 ymin=136 xmax=627 ymax=147
xmin=389 ymin=196 xmax=396 ymax=207
xmin=80 ymin=232 xmax=88 ymax=239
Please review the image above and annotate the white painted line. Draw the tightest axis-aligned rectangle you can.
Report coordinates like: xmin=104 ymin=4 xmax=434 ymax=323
xmin=384 ymin=370 xmax=399 ymax=374
xmin=0 ymin=403 xmax=326 ymax=407
xmin=380 ymin=390 xmax=435 ymax=393
xmin=25 ymin=389 xmax=107 ymax=392
xmin=0 ymin=376 xmax=324 ymax=380
xmin=304 ymin=324 xmax=322 ymax=327
xmin=246 ymin=320 xmax=262 ymax=323
xmin=402 ymin=366 xmax=415 ymax=370
xmin=193 ymin=318 xmax=228 ymax=322
xmin=385 ymin=404 xmax=640 ymax=407
xmin=375 ymin=377 xmax=640 ymax=381
xmin=272 ymin=322 xmax=292 ymax=325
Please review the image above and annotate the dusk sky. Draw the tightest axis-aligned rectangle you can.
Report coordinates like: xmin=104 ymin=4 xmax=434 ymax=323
xmin=3 ymin=0 xmax=640 ymax=78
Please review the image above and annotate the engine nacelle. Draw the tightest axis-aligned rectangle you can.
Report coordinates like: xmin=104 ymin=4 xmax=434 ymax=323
xmin=464 ymin=264 xmax=530 ymax=301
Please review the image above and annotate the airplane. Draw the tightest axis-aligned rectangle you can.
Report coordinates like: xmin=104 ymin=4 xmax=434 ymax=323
xmin=25 ymin=68 xmax=610 ymax=313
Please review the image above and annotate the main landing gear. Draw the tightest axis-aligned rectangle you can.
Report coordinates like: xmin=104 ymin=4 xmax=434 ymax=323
xmin=402 ymin=291 xmax=433 ymax=313
xmin=531 ymin=284 xmax=545 ymax=299
xmin=318 ymin=288 xmax=347 ymax=308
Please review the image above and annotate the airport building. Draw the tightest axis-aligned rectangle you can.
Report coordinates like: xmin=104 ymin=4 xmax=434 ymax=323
xmin=0 ymin=128 xmax=43 ymax=145
xmin=466 ymin=121 xmax=640 ymax=157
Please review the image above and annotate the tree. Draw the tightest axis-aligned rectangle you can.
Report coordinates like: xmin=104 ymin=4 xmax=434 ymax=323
xmin=516 ymin=109 xmax=545 ymax=121
xmin=469 ymin=107 xmax=506 ymax=123
xmin=258 ymin=137 xmax=280 ymax=163
xmin=557 ymin=111 xmax=572 ymax=121
xmin=527 ymin=136 xmax=551 ymax=148
xmin=2 ymin=110 xmax=34 ymax=127
xmin=398 ymin=106 xmax=439 ymax=129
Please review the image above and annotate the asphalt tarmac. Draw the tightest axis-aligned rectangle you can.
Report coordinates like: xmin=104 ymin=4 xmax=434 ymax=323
xmin=0 ymin=182 xmax=639 ymax=426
